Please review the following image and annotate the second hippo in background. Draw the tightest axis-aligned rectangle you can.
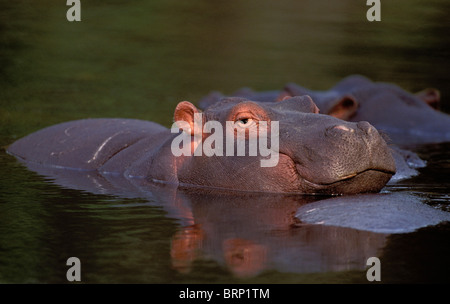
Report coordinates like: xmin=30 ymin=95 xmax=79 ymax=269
xmin=199 ymin=75 xmax=449 ymax=146
xmin=283 ymin=75 xmax=450 ymax=146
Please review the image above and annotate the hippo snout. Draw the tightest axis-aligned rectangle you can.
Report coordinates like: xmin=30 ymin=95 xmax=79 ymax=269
xmin=325 ymin=121 xmax=386 ymax=154
xmin=293 ymin=118 xmax=396 ymax=195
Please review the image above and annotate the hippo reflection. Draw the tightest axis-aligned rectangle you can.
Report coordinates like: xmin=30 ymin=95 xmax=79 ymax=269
xmin=169 ymin=190 xmax=388 ymax=277
xmin=3 ymin=162 xmax=448 ymax=278
xmin=7 ymin=96 xmax=396 ymax=195
xmin=171 ymin=190 xmax=449 ymax=277
xmin=199 ymin=75 xmax=450 ymax=146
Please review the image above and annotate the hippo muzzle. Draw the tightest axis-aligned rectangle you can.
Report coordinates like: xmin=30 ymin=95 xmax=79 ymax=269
xmin=288 ymin=119 xmax=395 ymax=194
xmin=266 ymin=113 xmax=395 ymax=195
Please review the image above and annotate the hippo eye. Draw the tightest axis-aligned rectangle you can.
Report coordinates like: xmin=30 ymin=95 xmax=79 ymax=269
xmin=236 ymin=117 xmax=255 ymax=128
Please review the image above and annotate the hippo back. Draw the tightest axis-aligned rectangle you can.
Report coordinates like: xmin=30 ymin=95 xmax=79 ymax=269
xmin=7 ymin=118 xmax=169 ymax=171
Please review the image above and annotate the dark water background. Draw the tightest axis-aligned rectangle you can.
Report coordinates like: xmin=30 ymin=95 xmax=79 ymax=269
xmin=0 ymin=0 xmax=449 ymax=283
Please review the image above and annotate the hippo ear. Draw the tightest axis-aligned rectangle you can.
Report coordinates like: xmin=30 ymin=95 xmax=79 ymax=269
xmin=174 ymin=101 xmax=202 ymax=135
xmin=280 ymin=95 xmax=320 ymax=114
xmin=275 ymin=83 xmax=313 ymax=102
xmin=415 ymin=88 xmax=441 ymax=110
xmin=276 ymin=91 xmax=293 ymax=102
xmin=327 ymin=95 xmax=359 ymax=120
xmin=283 ymin=83 xmax=312 ymax=97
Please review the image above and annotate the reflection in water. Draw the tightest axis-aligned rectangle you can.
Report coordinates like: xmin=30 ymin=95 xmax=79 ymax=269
xmin=165 ymin=188 xmax=450 ymax=279
xmin=169 ymin=190 xmax=390 ymax=277
xmin=222 ymin=238 xmax=268 ymax=278
xmin=10 ymin=160 xmax=397 ymax=278
xmin=171 ymin=224 xmax=204 ymax=274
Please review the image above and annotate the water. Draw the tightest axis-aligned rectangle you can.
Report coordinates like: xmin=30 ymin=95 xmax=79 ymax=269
xmin=0 ymin=0 xmax=449 ymax=284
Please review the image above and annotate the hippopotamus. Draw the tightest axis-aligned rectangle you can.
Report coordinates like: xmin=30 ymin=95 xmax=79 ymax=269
xmin=6 ymin=96 xmax=396 ymax=195
xmin=199 ymin=75 xmax=450 ymax=146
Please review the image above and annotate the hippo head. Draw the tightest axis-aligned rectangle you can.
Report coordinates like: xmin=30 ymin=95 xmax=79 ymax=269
xmin=284 ymin=75 xmax=449 ymax=145
xmin=172 ymin=96 xmax=396 ymax=195
xmin=341 ymin=83 xmax=448 ymax=145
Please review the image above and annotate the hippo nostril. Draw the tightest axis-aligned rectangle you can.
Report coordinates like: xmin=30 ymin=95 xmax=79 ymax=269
xmin=357 ymin=121 xmax=373 ymax=133
xmin=325 ymin=124 xmax=356 ymax=137
xmin=333 ymin=125 xmax=354 ymax=132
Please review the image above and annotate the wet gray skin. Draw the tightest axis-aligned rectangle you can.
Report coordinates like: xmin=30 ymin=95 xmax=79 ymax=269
xmin=7 ymin=96 xmax=396 ymax=195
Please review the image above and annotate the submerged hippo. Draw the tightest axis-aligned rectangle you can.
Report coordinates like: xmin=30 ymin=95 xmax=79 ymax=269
xmin=7 ymin=96 xmax=396 ymax=195
xmin=199 ymin=75 xmax=450 ymax=145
